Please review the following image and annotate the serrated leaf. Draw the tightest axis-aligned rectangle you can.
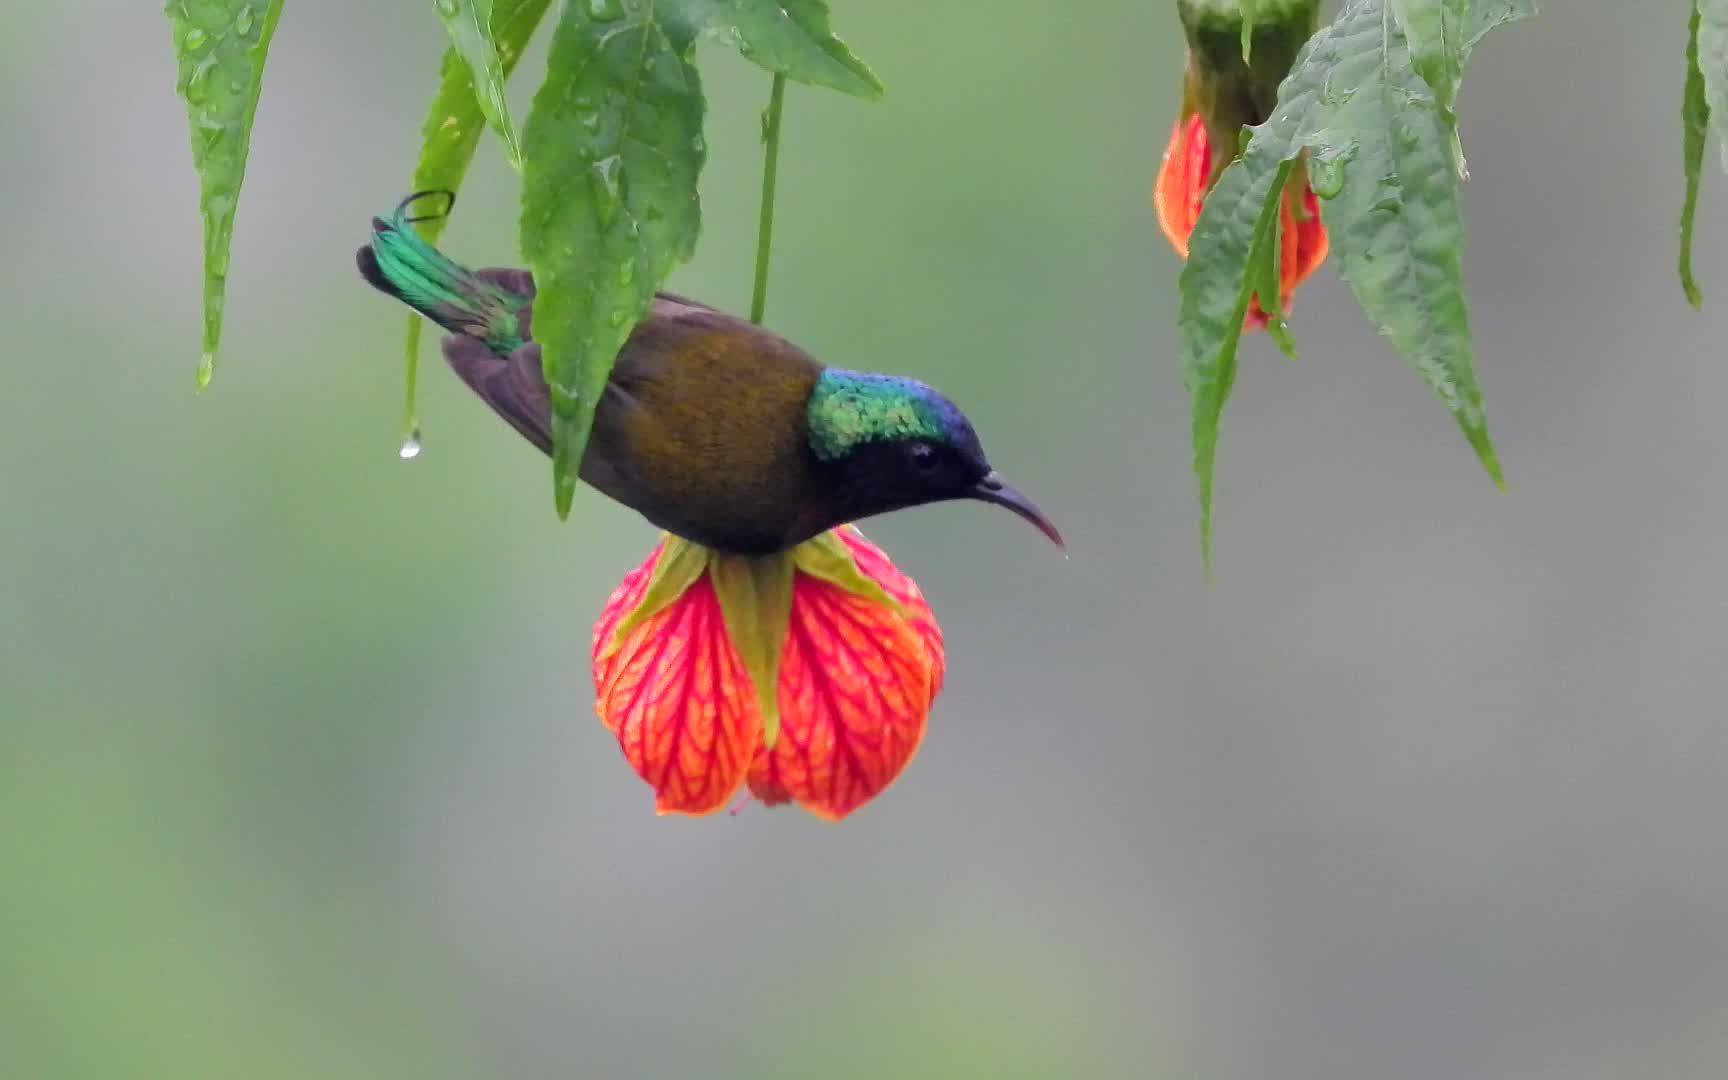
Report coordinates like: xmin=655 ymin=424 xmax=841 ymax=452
xmin=688 ymin=0 xmax=882 ymax=98
xmin=404 ymin=0 xmax=551 ymax=433
xmin=1390 ymin=0 xmax=1534 ymax=179
xmin=165 ymin=0 xmax=285 ymax=388
xmin=1463 ymin=0 xmax=1537 ymax=51
xmin=1180 ymin=0 xmax=1515 ymax=560
xmin=1698 ymin=1 xmax=1728 ymax=174
xmin=1683 ymin=1 xmax=1709 ymax=308
xmin=1388 ymin=0 xmax=1468 ymax=112
xmin=1179 ymin=157 xmax=1292 ymax=570
xmin=520 ymin=0 xmax=705 ymax=518
xmin=434 ymin=0 xmax=524 ymax=168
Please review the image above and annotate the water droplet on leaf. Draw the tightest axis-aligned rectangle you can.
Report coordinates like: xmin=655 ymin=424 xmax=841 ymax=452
xmin=234 ymin=7 xmax=254 ymax=35
xmin=588 ymin=0 xmax=623 ymax=19
xmin=183 ymin=27 xmax=207 ymax=51
xmin=617 ymin=260 xmax=634 ymax=285
xmin=435 ymin=0 xmax=460 ymax=16
xmin=195 ymin=351 xmax=216 ymax=389
xmin=591 ymin=155 xmax=623 ymax=226
xmin=399 ymin=428 xmax=423 ymax=460
xmin=1306 ymin=145 xmax=1354 ymax=199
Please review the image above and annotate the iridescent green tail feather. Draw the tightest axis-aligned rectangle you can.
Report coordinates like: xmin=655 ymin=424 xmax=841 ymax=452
xmin=355 ymin=192 xmax=526 ymax=355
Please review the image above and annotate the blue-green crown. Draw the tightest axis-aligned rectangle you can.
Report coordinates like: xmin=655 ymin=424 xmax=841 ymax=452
xmin=806 ymin=369 xmax=975 ymax=462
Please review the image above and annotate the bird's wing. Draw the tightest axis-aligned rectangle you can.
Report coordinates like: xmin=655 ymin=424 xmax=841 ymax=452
xmin=441 ymin=335 xmax=554 ymax=456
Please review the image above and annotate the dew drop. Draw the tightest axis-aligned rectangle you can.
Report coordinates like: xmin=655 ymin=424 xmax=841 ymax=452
xmin=183 ymin=26 xmax=207 ymax=51
xmin=234 ymin=7 xmax=254 ymax=35
xmin=399 ymin=428 xmax=423 ymax=460
xmin=1306 ymin=145 xmax=1354 ymax=200
xmin=591 ymin=155 xmax=623 ymax=226
xmin=588 ymin=0 xmax=623 ymax=19
xmin=195 ymin=351 xmax=216 ymax=390
xmin=435 ymin=0 xmax=460 ymax=16
xmin=616 ymin=260 xmax=634 ymax=285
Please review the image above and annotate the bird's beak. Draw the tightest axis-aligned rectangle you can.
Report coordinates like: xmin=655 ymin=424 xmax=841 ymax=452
xmin=970 ymin=472 xmax=1064 ymax=549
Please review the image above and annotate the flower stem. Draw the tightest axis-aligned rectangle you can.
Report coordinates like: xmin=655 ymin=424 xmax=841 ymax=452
xmin=749 ymin=73 xmax=786 ymax=326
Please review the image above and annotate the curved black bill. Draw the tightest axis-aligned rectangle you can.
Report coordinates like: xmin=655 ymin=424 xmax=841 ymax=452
xmin=970 ymin=472 xmax=1064 ymax=549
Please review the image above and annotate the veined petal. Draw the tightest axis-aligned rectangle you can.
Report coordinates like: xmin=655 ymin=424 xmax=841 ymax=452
xmin=591 ymin=541 xmax=663 ymax=697
xmin=833 ymin=527 xmax=945 ymax=701
xmin=748 ymin=530 xmax=942 ymax=820
xmin=593 ymin=554 xmax=760 ymax=816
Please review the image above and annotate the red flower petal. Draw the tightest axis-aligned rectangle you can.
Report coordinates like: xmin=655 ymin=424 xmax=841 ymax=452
xmin=833 ymin=527 xmax=945 ymax=702
xmin=593 ymin=552 xmax=760 ymax=816
xmin=1155 ymin=114 xmax=1210 ymax=259
xmin=747 ymin=532 xmax=942 ymax=820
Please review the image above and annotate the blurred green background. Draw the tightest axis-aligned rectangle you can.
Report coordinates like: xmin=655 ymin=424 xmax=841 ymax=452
xmin=7 ymin=3 xmax=1728 ymax=1078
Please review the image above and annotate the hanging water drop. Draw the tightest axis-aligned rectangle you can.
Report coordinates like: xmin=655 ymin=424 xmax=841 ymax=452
xmin=399 ymin=428 xmax=423 ymax=460
xmin=195 ymin=351 xmax=216 ymax=390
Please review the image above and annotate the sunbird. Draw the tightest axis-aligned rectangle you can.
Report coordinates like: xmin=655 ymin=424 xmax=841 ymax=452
xmin=355 ymin=193 xmax=1060 ymax=553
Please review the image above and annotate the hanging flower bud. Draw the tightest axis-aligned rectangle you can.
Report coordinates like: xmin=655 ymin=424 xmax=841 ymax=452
xmin=1157 ymin=0 xmax=1329 ymax=327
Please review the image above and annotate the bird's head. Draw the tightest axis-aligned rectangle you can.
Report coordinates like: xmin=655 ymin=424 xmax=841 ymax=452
xmin=805 ymin=369 xmax=1062 ymax=547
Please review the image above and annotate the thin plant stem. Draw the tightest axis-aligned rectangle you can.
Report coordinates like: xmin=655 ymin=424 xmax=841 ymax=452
xmin=750 ymin=73 xmax=786 ymax=326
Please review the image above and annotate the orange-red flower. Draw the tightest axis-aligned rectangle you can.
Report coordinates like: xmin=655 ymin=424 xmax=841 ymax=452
xmin=591 ymin=527 xmax=944 ymax=821
xmin=1155 ymin=104 xmax=1329 ymax=329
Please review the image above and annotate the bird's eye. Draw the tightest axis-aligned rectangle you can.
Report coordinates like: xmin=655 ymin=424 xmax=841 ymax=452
xmin=909 ymin=442 xmax=939 ymax=472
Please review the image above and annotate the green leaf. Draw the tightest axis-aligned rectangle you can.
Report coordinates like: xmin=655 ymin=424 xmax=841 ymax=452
xmin=1179 ymin=157 xmax=1293 ymax=570
xmin=1462 ymin=0 xmax=1537 ymax=52
xmin=165 ymin=0 xmax=285 ymax=389
xmin=1389 ymin=0 xmax=1535 ymax=179
xmin=520 ymin=0 xmax=706 ymax=519
xmin=433 ymin=0 xmax=524 ymax=168
xmin=1180 ymin=0 xmax=1514 ymax=560
xmin=688 ymin=0 xmax=882 ymax=98
xmin=1684 ymin=1 xmax=1709 ymax=309
xmin=708 ymin=553 xmax=797 ymax=748
xmin=404 ymin=0 xmax=551 ymax=438
xmin=1240 ymin=0 xmax=1258 ymax=61
xmin=1698 ymin=2 xmax=1728 ymax=170
xmin=1388 ymin=0 xmax=1468 ymax=112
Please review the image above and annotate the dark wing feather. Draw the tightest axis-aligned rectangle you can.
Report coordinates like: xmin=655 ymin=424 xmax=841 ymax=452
xmin=442 ymin=336 xmax=554 ymax=455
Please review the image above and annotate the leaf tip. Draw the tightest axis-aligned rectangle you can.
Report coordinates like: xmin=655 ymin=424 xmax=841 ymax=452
xmin=194 ymin=351 xmax=216 ymax=391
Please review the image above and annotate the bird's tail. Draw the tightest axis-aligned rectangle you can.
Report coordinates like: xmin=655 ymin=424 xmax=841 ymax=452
xmin=355 ymin=191 xmax=526 ymax=354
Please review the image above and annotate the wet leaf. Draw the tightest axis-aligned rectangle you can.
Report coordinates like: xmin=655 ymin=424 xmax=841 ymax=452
xmin=404 ymin=0 xmax=551 ymax=436
xmin=520 ymin=0 xmax=705 ymax=518
xmin=432 ymin=0 xmax=524 ymax=168
xmin=1181 ymin=0 xmax=1519 ymax=561
xmin=1390 ymin=0 xmax=1535 ymax=178
xmin=694 ymin=0 xmax=882 ymax=98
xmin=164 ymin=0 xmax=285 ymax=388
xmin=1684 ymin=1 xmax=1709 ymax=308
